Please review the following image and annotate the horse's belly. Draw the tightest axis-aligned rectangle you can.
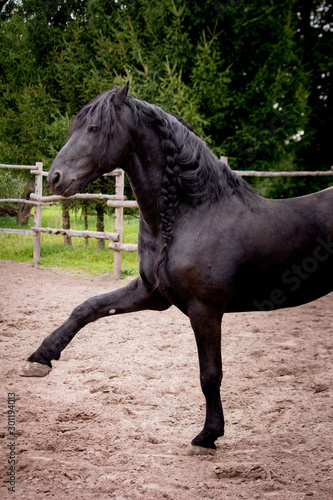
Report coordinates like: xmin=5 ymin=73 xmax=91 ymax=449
xmin=167 ymin=245 xmax=333 ymax=314
xmin=226 ymin=259 xmax=333 ymax=312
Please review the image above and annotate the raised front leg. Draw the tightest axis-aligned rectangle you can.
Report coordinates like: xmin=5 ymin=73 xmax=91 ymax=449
xmin=189 ymin=304 xmax=224 ymax=454
xmin=21 ymin=277 xmax=171 ymax=376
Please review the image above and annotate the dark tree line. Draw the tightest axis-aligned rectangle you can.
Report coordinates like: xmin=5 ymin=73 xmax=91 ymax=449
xmin=0 ymin=0 xmax=332 ymax=203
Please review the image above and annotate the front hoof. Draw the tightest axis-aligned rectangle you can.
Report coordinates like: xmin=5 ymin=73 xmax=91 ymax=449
xmin=191 ymin=429 xmax=219 ymax=450
xmin=188 ymin=445 xmax=216 ymax=456
xmin=20 ymin=362 xmax=52 ymax=377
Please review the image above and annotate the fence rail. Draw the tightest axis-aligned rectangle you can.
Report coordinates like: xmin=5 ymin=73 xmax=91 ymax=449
xmin=30 ymin=193 xmax=125 ymax=202
xmin=0 ymin=164 xmax=37 ymax=170
xmin=0 ymin=198 xmax=47 ymax=205
xmin=33 ymin=227 xmax=120 ymax=241
xmin=234 ymin=170 xmax=333 ymax=177
xmin=0 ymin=162 xmax=128 ymax=277
xmin=1 ymin=161 xmax=333 ymax=278
xmin=0 ymin=228 xmax=35 ymax=236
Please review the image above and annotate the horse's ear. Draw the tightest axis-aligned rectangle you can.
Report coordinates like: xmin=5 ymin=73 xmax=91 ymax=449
xmin=111 ymin=84 xmax=119 ymax=92
xmin=113 ymin=81 xmax=129 ymax=107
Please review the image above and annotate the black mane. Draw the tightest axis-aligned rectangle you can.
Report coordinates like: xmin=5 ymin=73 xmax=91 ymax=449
xmin=127 ymin=95 xmax=254 ymax=205
xmin=71 ymin=89 xmax=254 ymax=206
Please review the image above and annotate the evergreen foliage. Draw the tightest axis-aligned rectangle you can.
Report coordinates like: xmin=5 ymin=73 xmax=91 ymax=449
xmin=0 ymin=0 xmax=332 ymax=199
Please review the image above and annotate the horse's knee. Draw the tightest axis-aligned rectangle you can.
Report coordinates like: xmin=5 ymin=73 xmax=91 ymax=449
xmin=200 ymin=369 xmax=222 ymax=396
xmin=71 ymin=298 xmax=99 ymax=324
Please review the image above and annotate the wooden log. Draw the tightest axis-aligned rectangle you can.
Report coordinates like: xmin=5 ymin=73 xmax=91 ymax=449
xmin=113 ymin=170 xmax=125 ymax=279
xmin=16 ymin=179 xmax=35 ymax=226
xmin=108 ymin=242 xmax=138 ymax=252
xmin=107 ymin=200 xmax=139 ymax=208
xmin=30 ymin=193 xmax=126 ymax=202
xmin=0 ymin=164 xmax=34 ymax=170
xmin=33 ymin=162 xmax=43 ymax=266
xmin=33 ymin=226 xmax=119 ymax=241
xmin=233 ymin=170 xmax=333 ymax=177
xmin=0 ymin=198 xmax=50 ymax=205
xmin=104 ymin=169 xmax=123 ymax=177
xmin=28 ymin=169 xmax=122 ymax=177
xmin=61 ymin=201 xmax=72 ymax=246
xmin=30 ymin=170 xmax=49 ymax=177
xmin=0 ymin=205 xmax=17 ymax=217
xmin=0 ymin=228 xmax=35 ymax=235
xmin=95 ymin=202 xmax=105 ymax=250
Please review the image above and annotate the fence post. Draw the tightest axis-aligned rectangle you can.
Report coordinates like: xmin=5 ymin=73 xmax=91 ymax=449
xmin=113 ymin=170 xmax=125 ymax=279
xmin=33 ymin=162 xmax=43 ymax=266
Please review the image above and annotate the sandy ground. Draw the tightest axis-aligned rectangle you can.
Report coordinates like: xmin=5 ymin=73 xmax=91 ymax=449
xmin=0 ymin=260 xmax=332 ymax=499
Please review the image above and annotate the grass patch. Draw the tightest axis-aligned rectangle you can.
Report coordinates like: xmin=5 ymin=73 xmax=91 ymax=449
xmin=0 ymin=205 xmax=139 ymax=277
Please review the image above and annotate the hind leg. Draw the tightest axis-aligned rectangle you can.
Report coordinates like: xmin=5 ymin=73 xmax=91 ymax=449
xmin=21 ymin=276 xmax=171 ymax=376
xmin=189 ymin=304 xmax=224 ymax=453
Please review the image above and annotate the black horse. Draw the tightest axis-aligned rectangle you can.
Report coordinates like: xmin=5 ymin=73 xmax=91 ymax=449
xmin=22 ymin=83 xmax=333 ymax=453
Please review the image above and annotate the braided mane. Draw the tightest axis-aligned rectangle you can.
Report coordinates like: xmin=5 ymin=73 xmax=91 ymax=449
xmin=127 ymin=96 xmax=253 ymax=203
xmin=125 ymin=95 xmax=255 ymax=284
xmin=71 ymin=90 xmax=254 ymax=284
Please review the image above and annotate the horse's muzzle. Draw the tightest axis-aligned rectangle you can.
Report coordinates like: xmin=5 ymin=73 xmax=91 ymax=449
xmin=48 ymin=169 xmax=77 ymax=197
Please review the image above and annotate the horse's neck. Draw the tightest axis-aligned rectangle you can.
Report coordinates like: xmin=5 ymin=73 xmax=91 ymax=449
xmin=124 ymin=127 xmax=164 ymax=231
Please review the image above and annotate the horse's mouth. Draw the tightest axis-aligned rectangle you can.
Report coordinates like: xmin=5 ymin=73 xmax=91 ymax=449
xmin=62 ymin=179 xmax=79 ymax=197
xmin=52 ymin=178 xmax=78 ymax=197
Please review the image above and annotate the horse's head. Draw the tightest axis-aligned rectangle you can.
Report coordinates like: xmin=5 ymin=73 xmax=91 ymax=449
xmin=48 ymin=83 xmax=130 ymax=196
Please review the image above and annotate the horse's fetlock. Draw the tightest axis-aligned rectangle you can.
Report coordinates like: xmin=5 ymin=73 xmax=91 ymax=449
xmin=27 ymin=352 xmax=52 ymax=368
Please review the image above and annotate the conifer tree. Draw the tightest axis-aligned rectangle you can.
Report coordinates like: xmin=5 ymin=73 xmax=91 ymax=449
xmin=0 ymin=0 xmax=332 ymax=200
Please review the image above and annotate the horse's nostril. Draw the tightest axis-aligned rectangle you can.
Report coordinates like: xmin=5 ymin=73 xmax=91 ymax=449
xmin=51 ymin=171 xmax=61 ymax=186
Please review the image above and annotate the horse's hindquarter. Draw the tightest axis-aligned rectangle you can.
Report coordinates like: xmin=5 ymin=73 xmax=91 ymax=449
xmin=167 ymin=190 xmax=333 ymax=313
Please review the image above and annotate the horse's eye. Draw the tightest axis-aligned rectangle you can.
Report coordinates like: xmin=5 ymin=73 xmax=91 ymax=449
xmin=88 ymin=126 xmax=99 ymax=133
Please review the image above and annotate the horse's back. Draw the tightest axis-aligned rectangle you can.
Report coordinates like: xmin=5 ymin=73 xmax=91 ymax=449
xmin=166 ymin=187 xmax=333 ymax=313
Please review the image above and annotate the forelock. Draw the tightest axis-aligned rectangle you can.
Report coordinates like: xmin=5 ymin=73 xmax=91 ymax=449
xmin=69 ymin=90 xmax=118 ymax=137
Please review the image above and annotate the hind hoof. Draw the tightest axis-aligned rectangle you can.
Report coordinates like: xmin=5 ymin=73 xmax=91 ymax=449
xmin=20 ymin=362 xmax=52 ymax=377
xmin=188 ymin=445 xmax=216 ymax=456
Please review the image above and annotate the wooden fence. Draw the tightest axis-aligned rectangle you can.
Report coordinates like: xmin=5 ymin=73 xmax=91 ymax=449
xmin=1 ymin=161 xmax=333 ymax=278
xmin=0 ymin=163 xmax=137 ymax=278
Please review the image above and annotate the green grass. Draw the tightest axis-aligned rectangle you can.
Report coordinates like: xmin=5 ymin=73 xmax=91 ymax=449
xmin=0 ymin=205 xmax=139 ymax=277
